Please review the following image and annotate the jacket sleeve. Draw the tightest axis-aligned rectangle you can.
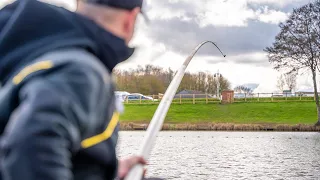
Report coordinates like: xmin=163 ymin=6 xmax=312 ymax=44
xmin=0 ymin=64 xmax=114 ymax=180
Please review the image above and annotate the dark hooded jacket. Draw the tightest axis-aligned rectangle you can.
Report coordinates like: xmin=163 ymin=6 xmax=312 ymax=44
xmin=0 ymin=0 xmax=133 ymax=179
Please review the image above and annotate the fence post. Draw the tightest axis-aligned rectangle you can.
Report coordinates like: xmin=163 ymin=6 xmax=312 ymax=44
xmin=300 ymin=93 xmax=302 ymax=101
xmin=140 ymin=95 xmax=142 ymax=104
xmin=258 ymin=93 xmax=260 ymax=102
xmin=245 ymin=93 xmax=247 ymax=102
xmin=152 ymin=95 xmax=155 ymax=104
xmin=193 ymin=94 xmax=195 ymax=104
xmin=126 ymin=96 xmax=128 ymax=104
xmin=180 ymin=94 xmax=182 ymax=104
xmin=271 ymin=93 xmax=273 ymax=102
xmin=206 ymin=94 xmax=208 ymax=104
xmin=286 ymin=93 xmax=288 ymax=101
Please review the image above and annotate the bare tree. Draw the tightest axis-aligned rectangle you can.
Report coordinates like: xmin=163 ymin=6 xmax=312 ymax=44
xmin=284 ymin=71 xmax=298 ymax=92
xmin=276 ymin=74 xmax=285 ymax=92
xmin=216 ymin=75 xmax=231 ymax=93
xmin=264 ymin=1 xmax=320 ymax=125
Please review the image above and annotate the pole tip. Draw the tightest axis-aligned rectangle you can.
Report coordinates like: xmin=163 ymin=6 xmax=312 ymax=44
xmin=223 ymin=55 xmax=226 ymax=57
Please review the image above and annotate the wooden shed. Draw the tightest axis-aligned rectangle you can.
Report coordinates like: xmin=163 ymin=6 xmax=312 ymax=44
xmin=221 ymin=90 xmax=234 ymax=104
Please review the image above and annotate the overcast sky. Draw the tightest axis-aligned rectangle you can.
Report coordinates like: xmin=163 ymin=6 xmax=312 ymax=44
xmin=0 ymin=0 xmax=315 ymax=92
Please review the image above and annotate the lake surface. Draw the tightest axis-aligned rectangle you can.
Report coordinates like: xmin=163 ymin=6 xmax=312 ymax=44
xmin=117 ymin=132 xmax=320 ymax=180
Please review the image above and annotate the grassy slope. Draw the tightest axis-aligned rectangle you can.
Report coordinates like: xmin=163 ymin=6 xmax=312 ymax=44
xmin=120 ymin=102 xmax=317 ymax=124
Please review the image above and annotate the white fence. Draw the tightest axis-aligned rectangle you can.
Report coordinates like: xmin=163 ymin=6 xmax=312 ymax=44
xmin=121 ymin=92 xmax=317 ymax=104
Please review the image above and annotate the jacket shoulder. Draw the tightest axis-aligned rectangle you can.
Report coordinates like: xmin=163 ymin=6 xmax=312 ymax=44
xmin=10 ymin=48 xmax=112 ymax=86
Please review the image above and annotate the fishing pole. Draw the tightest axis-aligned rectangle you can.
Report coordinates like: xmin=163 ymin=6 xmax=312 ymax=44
xmin=124 ymin=41 xmax=226 ymax=180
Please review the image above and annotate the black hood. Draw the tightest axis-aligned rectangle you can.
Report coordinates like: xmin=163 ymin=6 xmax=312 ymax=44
xmin=0 ymin=0 xmax=134 ymax=83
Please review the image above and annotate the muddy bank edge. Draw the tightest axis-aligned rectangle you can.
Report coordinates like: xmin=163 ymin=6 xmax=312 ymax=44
xmin=119 ymin=122 xmax=320 ymax=132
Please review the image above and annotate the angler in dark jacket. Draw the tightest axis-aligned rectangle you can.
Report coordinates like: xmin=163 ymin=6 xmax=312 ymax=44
xmin=0 ymin=0 xmax=147 ymax=179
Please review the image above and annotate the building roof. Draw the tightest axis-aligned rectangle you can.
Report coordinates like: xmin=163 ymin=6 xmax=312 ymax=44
xmin=177 ymin=90 xmax=204 ymax=94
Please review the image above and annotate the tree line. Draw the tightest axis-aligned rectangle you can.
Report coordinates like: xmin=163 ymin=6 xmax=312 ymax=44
xmin=113 ymin=65 xmax=231 ymax=95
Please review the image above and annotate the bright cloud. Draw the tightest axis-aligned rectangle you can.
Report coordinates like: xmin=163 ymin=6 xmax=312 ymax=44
xmin=257 ymin=7 xmax=289 ymax=24
xmin=148 ymin=0 xmax=289 ymax=27
xmin=0 ymin=0 xmax=13 ymax=8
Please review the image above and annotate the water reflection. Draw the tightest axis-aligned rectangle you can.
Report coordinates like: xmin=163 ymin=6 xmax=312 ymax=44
xmin=117 ymin=132 xmax=320 ymax=179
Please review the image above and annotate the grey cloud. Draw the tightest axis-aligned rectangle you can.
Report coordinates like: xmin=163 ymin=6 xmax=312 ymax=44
xmin=235 ymin=59 xmax=271 ymax=67
xmin=206 ymin=54 xmax=271 ymax=67
xmin=281 ymin=2 xmax=310 ymax=12
xmin=143 ymin=0 xmax=309 ymax=66
xmin=206 ymin=58 xmax=228 ymax=64
xmin=247 ymin=0 xmax=308 ymax=11
xmin=147 ymin=18 xmax=280 ymax=56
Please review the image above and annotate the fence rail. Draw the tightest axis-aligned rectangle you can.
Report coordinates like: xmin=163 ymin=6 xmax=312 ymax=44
xmin=122 ymin=93 xmax=319 ymax=105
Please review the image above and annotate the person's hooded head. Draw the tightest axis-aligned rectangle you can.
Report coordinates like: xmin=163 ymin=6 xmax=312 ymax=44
xmin=77 ymin=0 xmax=149 ymax=45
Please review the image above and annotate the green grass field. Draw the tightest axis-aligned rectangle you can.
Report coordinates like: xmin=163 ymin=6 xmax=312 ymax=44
xmin=120 ymin=102 xmax=317 ymax=125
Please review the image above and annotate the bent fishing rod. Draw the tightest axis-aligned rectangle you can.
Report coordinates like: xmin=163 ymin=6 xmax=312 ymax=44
xmin=125 ymin=41 xmax=226 ymax=180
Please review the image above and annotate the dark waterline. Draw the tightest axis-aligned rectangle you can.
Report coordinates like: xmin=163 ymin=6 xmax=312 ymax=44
xmin=117 ymin=131 xmax=320 ymax=180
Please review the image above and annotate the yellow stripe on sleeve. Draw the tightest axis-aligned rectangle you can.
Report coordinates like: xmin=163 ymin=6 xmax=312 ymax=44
xmin=13 ymin=61 xmax=53 ymax=85
xmin=81 ymin=112 xmax=120 ymax=149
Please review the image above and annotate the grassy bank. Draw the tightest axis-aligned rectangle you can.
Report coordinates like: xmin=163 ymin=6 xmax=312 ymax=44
xmin=120 ymin=102 xmax=317 ymax=125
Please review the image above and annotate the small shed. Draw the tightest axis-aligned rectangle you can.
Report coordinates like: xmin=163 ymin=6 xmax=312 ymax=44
xmin=222 ymin=90 xmax=234 ymax=104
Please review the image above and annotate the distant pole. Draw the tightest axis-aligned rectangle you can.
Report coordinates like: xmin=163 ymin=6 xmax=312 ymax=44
xmin=124 ymin=41 xmax=226 ymax=180
xmin=206 ymin=94 xmax=208 ymax=104
xmin=217 ymin=70 xmax=220 ymax=99
xmin=214 ymin=70 xmax=222 ymax=100
xmin=192 ymin=94 xmax=195 ymax=104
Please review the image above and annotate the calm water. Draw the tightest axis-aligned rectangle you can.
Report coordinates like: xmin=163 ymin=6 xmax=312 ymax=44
xmin=117 ymin=131 xmax=320 ymax=180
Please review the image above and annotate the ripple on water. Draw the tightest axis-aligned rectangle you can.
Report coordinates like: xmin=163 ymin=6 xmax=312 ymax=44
xmin=117 ymin=132 xmax=320 ymax=180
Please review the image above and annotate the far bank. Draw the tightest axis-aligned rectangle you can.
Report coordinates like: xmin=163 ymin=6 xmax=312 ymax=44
xmin=119 ymin=102 xmax=319 ymax=131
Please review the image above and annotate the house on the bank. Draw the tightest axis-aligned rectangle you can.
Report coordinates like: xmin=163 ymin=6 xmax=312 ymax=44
xmin=295 ymin=89 xmax=319 ymax=97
